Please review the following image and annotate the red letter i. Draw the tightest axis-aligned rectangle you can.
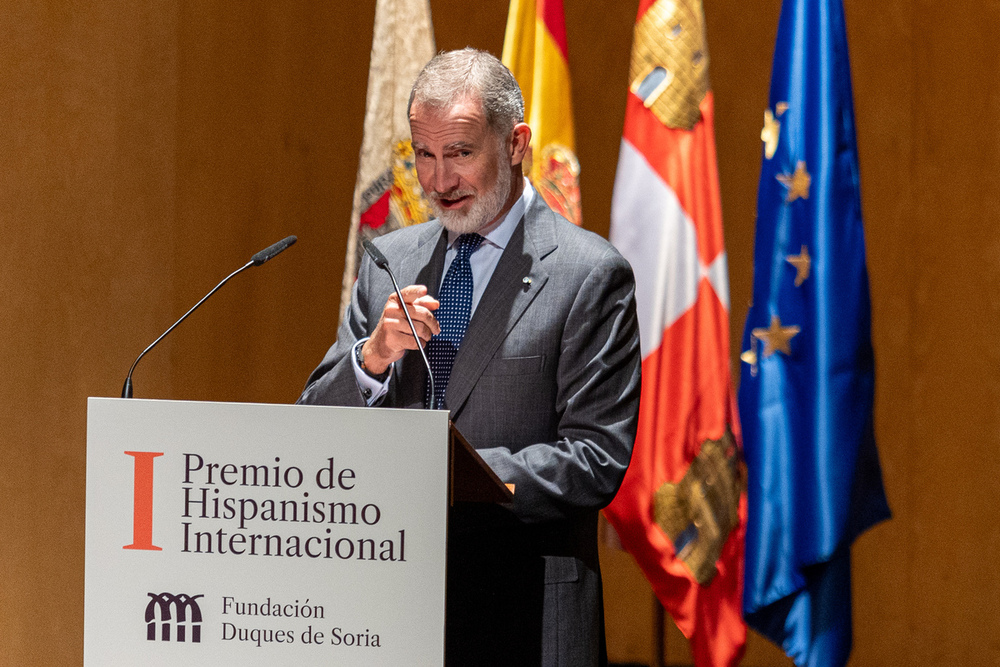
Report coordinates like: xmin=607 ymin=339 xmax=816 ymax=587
xmin=123 ymin=451 xmax=164 ymax=551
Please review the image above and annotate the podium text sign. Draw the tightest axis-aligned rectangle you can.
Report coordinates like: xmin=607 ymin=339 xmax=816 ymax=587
xmin=85 ymin=398 xmax=449 ymax=666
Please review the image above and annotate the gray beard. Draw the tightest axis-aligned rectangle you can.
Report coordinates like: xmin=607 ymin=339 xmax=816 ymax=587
xmin=433 ymin=160 xmax=513 ymax=235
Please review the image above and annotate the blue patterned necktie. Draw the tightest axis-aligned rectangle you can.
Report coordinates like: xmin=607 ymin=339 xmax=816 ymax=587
xmin=426 ymin=233 xmax=485 ymax=409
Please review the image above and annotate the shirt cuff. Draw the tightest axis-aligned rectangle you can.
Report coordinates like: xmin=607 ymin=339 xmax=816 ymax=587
xmin=351 ymin=339 xmax=391 ymax=406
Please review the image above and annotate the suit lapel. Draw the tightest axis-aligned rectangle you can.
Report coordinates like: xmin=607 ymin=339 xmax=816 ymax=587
xmin=444 ymin=197 xmax=559 ymax=416
xmin=395 ymin=224 xmax=448 ymax=408
xmin=399 ymin=224 xmax=448 ymax=294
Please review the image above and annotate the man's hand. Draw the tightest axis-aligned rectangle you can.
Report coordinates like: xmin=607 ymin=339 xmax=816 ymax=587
xmin=362 ymin=285 xmax=440 ymax=375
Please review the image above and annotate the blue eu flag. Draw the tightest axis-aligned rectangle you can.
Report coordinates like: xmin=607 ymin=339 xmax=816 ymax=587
xmin=738 ymin=0 xmax=891 ymax=665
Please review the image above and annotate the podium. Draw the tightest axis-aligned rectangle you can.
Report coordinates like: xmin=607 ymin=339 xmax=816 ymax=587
xmin=84 ymin=398 xmax=510 ymax=666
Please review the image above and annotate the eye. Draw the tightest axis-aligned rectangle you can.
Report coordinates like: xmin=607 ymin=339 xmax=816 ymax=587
xmin=443 ymin=145 xmax=474 ymax=159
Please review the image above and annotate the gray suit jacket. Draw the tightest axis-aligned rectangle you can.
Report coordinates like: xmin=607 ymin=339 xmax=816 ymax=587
xmin=299 ymin=195 xmax=641 ymax=666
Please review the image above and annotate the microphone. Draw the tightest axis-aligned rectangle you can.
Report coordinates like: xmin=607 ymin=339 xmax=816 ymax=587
xmin=361 ymin=239 xmax=435 ymax=409
xmin=121 ymin=235 xmax=298 ymax=399
xmin=361 ymin=238 xmax=390 ymax=270
xmin=252 ymin=235 xmax=297 ymax=266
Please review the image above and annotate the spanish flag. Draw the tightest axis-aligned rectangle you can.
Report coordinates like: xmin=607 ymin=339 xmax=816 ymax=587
xmin=603 ymin=1 xmax=747 ymax=665
xmin=501 ymin=0 xmax=581 ymax=225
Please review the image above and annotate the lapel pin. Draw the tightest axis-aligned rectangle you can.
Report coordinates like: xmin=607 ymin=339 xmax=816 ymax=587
xmin=522 ymin=277 xmax=532 ymax=286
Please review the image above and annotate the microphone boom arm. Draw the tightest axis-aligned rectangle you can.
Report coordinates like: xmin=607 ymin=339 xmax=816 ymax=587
xmin=121 ymin=235 xmax=296 ymax=399
xmin=121 ymin=260 xmax=254 ymax=398
xmin=361 ymin=239 xmax=436 ymax=409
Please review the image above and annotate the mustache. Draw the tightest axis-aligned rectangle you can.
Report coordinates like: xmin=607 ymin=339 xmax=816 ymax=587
xmin=431 ymin=189 xmax=474 ymax=203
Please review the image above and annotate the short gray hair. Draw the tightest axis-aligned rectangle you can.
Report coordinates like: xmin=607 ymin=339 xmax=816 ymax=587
xmin=408 ymin=48 xmax=524 ymax=138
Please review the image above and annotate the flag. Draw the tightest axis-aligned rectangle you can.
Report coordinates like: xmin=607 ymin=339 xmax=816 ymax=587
xmin=501 ymin=0 xmax=581 ymax=225
xmin=603 ymin=1 xmax=747 ymax=665
xmin=339 ymin=0 xmax=436 ymax=321
xmin=737 ymin=0 xmax=892 ymax=664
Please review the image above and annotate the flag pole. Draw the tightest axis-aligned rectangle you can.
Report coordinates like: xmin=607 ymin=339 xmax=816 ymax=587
xmin=653 ymin=595 xmax=665 ymax=667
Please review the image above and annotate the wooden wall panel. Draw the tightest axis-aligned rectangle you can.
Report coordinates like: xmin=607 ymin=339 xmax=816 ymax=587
xmin=2 ymin=1 xmax=999 ymax=665
xmin=0 ymin=2 xmax=178 ymax=663
xmin=901 ymin=2 xmax=1000 ymax=663
xmin=845 ymin=1 xmax=915 ymax=665
xmin=167 ymin=1 xmax=376 ymax=405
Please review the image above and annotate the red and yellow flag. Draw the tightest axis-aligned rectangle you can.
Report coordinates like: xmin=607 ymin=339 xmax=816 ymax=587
xmin=501 ymin=0 xmax=581 ymax=224
xmin=603 ymin=1 xmax=747 ymax=665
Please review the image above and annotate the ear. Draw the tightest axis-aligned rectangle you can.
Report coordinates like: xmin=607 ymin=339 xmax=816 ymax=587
xmin=509 ymin=123 xmax=532 ymax=166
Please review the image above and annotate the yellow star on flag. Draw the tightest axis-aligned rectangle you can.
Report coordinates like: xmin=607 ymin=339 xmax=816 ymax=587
xmin=776 ymin=161 xmax=811 ymax=202
xmin=761 ymin=109 xmax=780 ymax=159
xmin=752 ymin=315 xmax=801 ymax=357
xmin=786 ymin=245 xmax=811 ymax=286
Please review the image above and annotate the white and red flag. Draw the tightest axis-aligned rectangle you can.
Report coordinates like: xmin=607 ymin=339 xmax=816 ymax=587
xmin=603 ymin=1 xmax=747 ymax=665
xmin=339 ymin=0 xmax=436 ymax=321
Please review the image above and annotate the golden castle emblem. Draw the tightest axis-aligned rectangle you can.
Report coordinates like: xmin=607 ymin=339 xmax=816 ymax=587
xmin=629 ymin=0 xmax=709 ymax=131
xmin=652 ymin=428 xmax=743 ymax=584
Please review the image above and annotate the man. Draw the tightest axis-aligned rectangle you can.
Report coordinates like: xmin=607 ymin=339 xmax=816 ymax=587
xmin=299 ymin=48 xmax=641 ymax=666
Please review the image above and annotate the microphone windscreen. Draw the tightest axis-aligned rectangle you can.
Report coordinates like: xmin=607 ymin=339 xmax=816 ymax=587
xmin=251 ymin=235 xmax=297 ymax=266
xmin=362 ymin=239 xmax=390 ymax=269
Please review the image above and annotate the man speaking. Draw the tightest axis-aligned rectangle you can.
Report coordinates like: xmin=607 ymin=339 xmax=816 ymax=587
xmin=299 ymin=48 xmax=641 ymax=666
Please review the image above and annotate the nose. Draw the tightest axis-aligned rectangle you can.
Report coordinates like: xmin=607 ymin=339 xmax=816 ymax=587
xmin=431 ymin=159 xmax=460 ymax=194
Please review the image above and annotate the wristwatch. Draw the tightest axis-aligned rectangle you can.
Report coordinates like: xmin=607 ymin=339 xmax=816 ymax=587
xmin=355 ymin=343 xmax=390 ymax=382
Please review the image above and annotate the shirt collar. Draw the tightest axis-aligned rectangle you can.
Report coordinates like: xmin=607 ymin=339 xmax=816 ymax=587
xmin=446 ymin=179 xmax=534 ymax=251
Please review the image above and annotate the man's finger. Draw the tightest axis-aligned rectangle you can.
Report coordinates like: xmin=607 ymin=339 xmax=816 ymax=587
xmin=390 ymin=315 xmax=436 ymax=343
xmin=398 ymin=284 xmax=429 ymax=303
xmin=412 ymin=295 xmax=440 ymax=311
xmin=407 ymin=303 xmax=441 ymax=337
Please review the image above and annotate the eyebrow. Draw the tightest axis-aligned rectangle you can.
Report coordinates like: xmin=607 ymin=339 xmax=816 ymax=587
xmin=413 ymin=140 xmax=478 ymax=153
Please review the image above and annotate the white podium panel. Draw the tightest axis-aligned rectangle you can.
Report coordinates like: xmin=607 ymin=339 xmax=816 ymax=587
xmin=85 ymin=398 xmax=449 ymax=666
